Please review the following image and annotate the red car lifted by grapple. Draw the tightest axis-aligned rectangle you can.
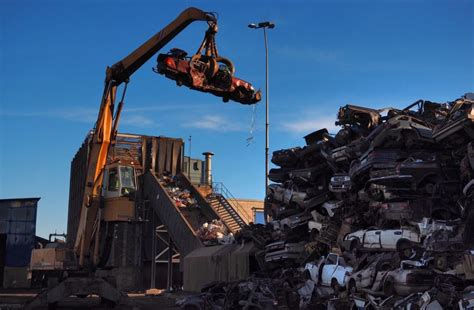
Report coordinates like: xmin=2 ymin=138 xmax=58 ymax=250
xmin=155 ymin=48 xmax=261 ymax=105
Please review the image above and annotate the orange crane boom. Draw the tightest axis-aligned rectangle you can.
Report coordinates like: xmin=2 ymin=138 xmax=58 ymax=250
xmin=74 ymin=7 xmax=217 ymax=267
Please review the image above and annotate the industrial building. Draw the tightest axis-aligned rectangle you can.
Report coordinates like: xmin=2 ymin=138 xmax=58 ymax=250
xmin=0 ymin=197 xmax=39 ymax=288
xmin=65 ymin=133 xmax=263 ymax=291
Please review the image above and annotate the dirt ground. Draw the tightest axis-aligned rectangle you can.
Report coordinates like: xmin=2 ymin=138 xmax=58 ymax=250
xmin=0 ymin=289 xmax=187 ymax=309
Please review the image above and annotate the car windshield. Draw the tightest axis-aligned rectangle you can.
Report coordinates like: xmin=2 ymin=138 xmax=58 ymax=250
xmin=326 ymin=254 xmax=338 ymax=265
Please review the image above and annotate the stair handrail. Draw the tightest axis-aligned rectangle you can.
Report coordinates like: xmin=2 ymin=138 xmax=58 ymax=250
xmin=211 ymin=182 xmax=253 ymax=224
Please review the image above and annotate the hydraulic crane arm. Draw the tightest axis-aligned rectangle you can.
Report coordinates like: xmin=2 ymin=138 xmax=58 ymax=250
xmin=74 ymin=7 xmax=217 ymax=267
xmin=107 ymin=7 xmax=216 ymax=86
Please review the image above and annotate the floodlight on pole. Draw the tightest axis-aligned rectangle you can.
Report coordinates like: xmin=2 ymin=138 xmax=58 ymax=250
xmin=248 ymin=21 xmax=275 ymax=223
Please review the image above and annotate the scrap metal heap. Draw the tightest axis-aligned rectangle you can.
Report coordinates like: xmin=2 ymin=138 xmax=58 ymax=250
xmin=161 ymin=174 xmax=234 ymax=245
xmin=179 ymin=93 xmax=474 ymax=309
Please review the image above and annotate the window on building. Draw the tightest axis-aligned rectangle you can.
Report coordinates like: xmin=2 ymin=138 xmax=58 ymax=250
xmin=255 ymin=210 xmax=265 ymax=224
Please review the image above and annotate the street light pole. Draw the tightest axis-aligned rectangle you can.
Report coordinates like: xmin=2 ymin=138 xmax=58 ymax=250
xmin=263 ymin=26 xmax=270 ymax=224
xmin=248 ymin=21 xmax=275 ymax=223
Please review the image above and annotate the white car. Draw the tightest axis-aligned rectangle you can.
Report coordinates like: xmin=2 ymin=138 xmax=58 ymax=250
xmin=305 ymin=253 xmax=353 ymax=290
xmin=345 ymin=258 xmax=392 ymax=293
xmin=268 ymin=184 xmax=307 ymax=207
xmin=307 ymin=210 xmax=326 ymax=234
xmin=344 ymin=228 xmax=421 ymax=257
xmin=321 ymin=200 xmax=343 ymax=217
xmin=382 ymin=260 xmax=435 ymax=296
xmin=276 ymin=212 xmax=312 ymax=230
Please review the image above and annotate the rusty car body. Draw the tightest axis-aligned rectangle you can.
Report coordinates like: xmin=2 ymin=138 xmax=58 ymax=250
xmin=156 ymin=48 xmax=261 ymax=104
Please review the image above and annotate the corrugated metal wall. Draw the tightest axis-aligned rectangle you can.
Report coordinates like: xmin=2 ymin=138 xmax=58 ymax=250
xmin=106 ymin=222 xmax=142 ymax=268
xmin=144 ymin=136 xmax=183 ymax=176
xmin=67 ymin=136 xmax=90 ymax=247
xmin=0 ymin=198 xmax=38 ymax=267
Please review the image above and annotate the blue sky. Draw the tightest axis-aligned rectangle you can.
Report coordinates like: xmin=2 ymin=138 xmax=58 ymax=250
xmin=1 ymin=0 xmax=472 ymax=238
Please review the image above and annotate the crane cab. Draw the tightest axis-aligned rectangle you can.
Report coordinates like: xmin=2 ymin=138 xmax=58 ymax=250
xmin=101 ymin=160 xmax=138 ymax=221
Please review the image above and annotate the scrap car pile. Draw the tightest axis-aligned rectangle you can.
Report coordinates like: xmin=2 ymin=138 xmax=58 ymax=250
xmin=180 ymin=93 xmax=474 ymax=309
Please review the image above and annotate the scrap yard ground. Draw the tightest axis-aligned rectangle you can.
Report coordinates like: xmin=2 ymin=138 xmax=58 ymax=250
xmin=0 ymin=290 xmax=181 ymax=309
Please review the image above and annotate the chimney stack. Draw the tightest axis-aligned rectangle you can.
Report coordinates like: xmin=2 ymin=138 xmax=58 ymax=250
xmin=202 ymin=152 xmax=214 ymax=185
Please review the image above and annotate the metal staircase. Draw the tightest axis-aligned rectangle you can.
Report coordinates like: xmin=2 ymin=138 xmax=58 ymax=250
xmin=207 ymin=182 xmax=249 ymax=234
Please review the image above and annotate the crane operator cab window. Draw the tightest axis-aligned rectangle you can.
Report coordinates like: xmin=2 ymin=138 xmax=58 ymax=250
xmin=108 ymin=168 xmax=120 ymax=192
xmin=119 ymin=166 xmax=136 ymax=196
xmin=104 ymin=165 xmax=136 ymax=199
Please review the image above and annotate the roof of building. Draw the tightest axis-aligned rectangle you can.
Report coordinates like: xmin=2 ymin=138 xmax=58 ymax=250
xmin=0 ymin=197 xmax=40 ymax=208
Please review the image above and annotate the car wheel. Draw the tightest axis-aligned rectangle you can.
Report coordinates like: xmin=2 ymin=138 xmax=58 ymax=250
xmin=348 ymin=279 xmax=357 ymax=294
xmin=349 ymin=238 xmax=360 ymax=251
xmin=310 ymin=228 xmax=319 ymax=240
xmin=383 ymin=276 xmax=396 ymax=296
xmin=396 ymin=239 xmax=414 ymax=259
xmin=434 ymin=255 xmax=448 ymax=271
xmin=331 ymin=278 xmax=340 ymax=291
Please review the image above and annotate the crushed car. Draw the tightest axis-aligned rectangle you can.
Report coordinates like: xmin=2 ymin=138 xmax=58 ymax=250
xmin=344 ymin=227 xmax=421 ymax=259
xmin=155 ymin=48 xmax=261 ymax=104
xmin=305 ymin=253 xmax=353 ymax=290
xmin=181 ymin=93 xmax=474 ymax=309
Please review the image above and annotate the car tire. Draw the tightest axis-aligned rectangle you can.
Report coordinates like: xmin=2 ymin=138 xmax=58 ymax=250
xmin=349 ymin=238 xmax=360 ymax=251
xmin=331 ymin=278 xmax=340 ymax=291
xmin=383 ymin=276 xmax=396 ymax=296
xmin=215 ymin=56 xmax=235 ymax=75
xmin=396 ymin=239 xmax=413 ymax=259
xmin=434 ymin=255 xmax=448 ymax=271
xmin=348 ymin=278 xmax=357 ymax=294
xmin=310 ymin=228 xmax=319 ymax=240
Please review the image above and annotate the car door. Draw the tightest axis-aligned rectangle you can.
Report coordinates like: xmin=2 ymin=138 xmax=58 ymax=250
xmin=364 ymin=230 xmax=382 ymax=249
xmin=321 ymin=254 xmax=338 ymax=285
xmin=381 ymin=230 xmax=401 ymax=249
xmin=402 ymin=229 xmax=420 ymax=243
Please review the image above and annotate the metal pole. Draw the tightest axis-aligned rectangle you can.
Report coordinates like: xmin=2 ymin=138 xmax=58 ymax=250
xmin=188 ymin=135 xmax=192 ymax=180
xmin=150 ymin=215 xmax=156 ymax=289
xmin=167 ymin=236 xmax=173 ymax=291
xmin=263 ymin=27 xmax=269 ymax=224
xmin=248 ymin=21 xmax=274 ymax=224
